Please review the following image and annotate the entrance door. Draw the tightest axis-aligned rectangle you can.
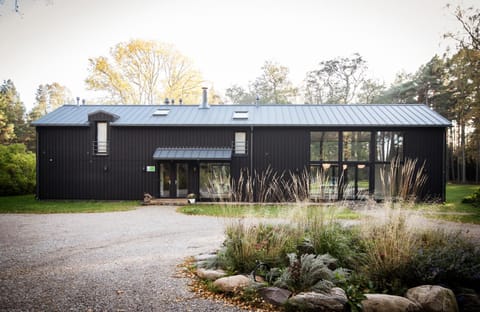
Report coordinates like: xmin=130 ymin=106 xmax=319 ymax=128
xmin=176 ymin=163 xmax=188 ymax=197
xmin=159 ymin=162 xmax=189 ymax=198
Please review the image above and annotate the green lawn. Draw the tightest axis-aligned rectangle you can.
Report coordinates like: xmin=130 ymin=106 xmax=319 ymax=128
xmin=0 ymin=194 xmax=139 ymax=213
xmin=177 ymin=203 xmax=360 ymax=220
xmin=418 ymin=183 xmax=480 ymax=224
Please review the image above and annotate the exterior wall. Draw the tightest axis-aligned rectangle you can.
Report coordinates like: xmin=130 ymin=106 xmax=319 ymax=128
xmin=36 ymin=124 xmax=447 ymax=201
xmin=403 ymin=127 xmax=447 ymax=200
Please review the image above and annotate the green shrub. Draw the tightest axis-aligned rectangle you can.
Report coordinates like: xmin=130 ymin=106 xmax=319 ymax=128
xmin=462 ymin=188 xmax=480 ymax=207
xmin=273 ymin=253 xmax=348 ymax=293
xmin=408 ymin=230 xmax=480 ymax=290
xmin=295 ymin=206 xmax=366 ymax=269
xmin=222 ymin=221 xmax=301 ymax=273
xmin=0 ymin=144 xmax=36 ymax=196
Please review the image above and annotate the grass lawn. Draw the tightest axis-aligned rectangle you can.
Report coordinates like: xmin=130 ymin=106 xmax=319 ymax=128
xmin=0 ymin=194 xmax=139 ymax=213
xmin=177 ymin=203 xmax=360 ymax=220
xmin=418 ymin=183 xmax=480 ymax=224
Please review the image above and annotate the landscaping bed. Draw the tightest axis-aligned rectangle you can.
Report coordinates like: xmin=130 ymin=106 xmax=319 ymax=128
xmin=184 ymin=203 xmax=480 ymax=311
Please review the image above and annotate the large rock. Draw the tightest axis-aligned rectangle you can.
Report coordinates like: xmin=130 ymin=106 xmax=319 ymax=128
xmin=196 ymin=268 xmax=226 ymax=281
xmin=213 ymin=275 xmax=251 ymax=293
xmin=406 ymin=285 xmax=459 ymax=312
xmin=456 ymin=288 xmax=480 ymax=312
xmin=362 ymin=294 xmax=422 ymax=312
xmin=258 ymin=287 xmax=292 ymax=306
xmin=287 ymin=288 xmax=347 ymax=311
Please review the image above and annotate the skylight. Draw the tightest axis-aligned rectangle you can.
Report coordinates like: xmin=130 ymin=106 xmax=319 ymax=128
xmin=232 ymin=111 xmax=249 ymax=119
xmin=153 ymin=109 xmax=170 ymax=116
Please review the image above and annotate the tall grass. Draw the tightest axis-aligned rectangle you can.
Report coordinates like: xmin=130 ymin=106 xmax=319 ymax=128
xmin=211 ymin=159 xmax=480 ymax=296
xmin=221 ymin=221 xmax=301 ymax=273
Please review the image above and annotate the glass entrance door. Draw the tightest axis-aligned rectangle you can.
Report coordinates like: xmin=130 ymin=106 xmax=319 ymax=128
xmin=160 ymin=163 xmax=171 ymax=197
xmin=159 ymin=162 xmax=189 ymax=198
xmin=176 ymin=163 xmax=188 ymax=197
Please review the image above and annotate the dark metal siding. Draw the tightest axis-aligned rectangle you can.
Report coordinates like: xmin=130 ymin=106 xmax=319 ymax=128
xmin=37 ymin=126 xmax=238 ymax=200
xmin=37 ymin=124 xmax=447 ymax=201
xmin=253 ymin=127 xmax=309 ymax=173
xmin=404 ymin=128 xmax=446 ymax=200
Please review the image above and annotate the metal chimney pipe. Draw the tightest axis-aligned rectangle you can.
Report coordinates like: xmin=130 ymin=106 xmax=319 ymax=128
xmin=82 ymin=99 xmax=85 ymax=105
xmin=179 ymin=98 xmax=183 ymax=105
xmin=201 ymin=87 xmax=209 ymax=109
xmin=76 ymin=97 xmax=80 ymax=106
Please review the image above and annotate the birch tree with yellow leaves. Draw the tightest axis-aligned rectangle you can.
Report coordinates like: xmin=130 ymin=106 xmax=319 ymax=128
xmin=85 ymin=39 xmax=204 ymax=104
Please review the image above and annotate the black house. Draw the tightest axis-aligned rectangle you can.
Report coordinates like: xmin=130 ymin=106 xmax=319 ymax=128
xmin=32 ymin=93 xmax=451 ymax=201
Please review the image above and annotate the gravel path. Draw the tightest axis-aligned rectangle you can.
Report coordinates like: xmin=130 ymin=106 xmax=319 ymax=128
xmin=0 ymin=206 xmax=245 ymax=312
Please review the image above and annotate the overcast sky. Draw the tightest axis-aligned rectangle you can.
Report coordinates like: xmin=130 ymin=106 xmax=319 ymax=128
xmin=0 ymin=0 xmax=477 ymax=110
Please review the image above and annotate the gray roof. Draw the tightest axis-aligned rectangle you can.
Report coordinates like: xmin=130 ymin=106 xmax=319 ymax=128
xmin=153 ymin=147 xmax=232 ymax=160
xmin=32 ymin=104 xmax=451 ymax=128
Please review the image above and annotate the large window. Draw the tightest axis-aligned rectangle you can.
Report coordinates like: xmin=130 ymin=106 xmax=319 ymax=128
xmin=376 ymin=131 xmax=403 ymax=162
xmin=234 ymin=132 xmax=246 ymax=155
xmin=343 ymin=131 xmax=370 ymax=161
xmin=309 ymin=164 xmax=340 ymax=200
xmin=310 ymin=132 xmax=338 ymax=161
xmin=343 ymin=164 xmax=369 ymax=200
xmin=199 ymin=163 xmax=231 ymax=199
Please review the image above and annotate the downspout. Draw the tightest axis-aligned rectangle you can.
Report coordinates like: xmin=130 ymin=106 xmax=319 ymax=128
xmin=35 ymin=127 xmax=40 ymax=200
xmin=250 ymin=126 xmax=254 ymax=175
xmin=250 ymin=125 xmax=254 ymax=201
xmin=442 ymin=127 xmax=447 ymax=202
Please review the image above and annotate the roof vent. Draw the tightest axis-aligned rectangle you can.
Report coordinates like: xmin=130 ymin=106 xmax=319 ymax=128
xmin=233 ymin=111 xmax=249 ymax=119
xmin=153 ymin=109 xmax=170 ymax=116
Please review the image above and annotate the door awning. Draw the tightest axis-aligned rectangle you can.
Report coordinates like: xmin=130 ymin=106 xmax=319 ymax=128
xmin=153 ymin=147 xmax=232 ymax=160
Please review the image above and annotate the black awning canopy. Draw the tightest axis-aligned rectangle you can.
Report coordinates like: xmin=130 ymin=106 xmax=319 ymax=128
xmin=152 ymin=147 xmax=232 ymax=161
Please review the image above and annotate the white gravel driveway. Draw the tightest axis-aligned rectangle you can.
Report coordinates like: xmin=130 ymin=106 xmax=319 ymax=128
xmin=0 ymin=206 xmax=244 ymax=311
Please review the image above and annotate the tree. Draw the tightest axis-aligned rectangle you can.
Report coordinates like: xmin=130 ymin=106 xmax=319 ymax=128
xmin=29 ymin=83 xmax=72 ymax=121
xmin=86 ymin=39 xmax=204 ymax=104
xmin=304 ymin=53 xmax=367 ymax=104
xmin=0 ymin=80 xmax=26 ymax=144
xmin=250 ymin=61 xmax=297 ymax=104
xmin=444 ymin=5 xmax=480 ymax=183
xmin=225 ymin=84 xmax=256 ymax=104
xmin=23 ymin=82 xmax=72 ymax=151
xmin=375 ymin=71 xmax=418 ymax=104
xmin=444 ymin=4 xmax=480 ymax=50
xmin=0 ymin=143 xmax=36 ymax=196
xmin=444 ymin=49 xmax=479 ymax=183
xmin=357 ymin=79 xmax=386 ymax=104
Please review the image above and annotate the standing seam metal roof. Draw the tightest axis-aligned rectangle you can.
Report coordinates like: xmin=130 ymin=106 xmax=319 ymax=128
xmin=31 ymin=104 xmax=451 ymax=127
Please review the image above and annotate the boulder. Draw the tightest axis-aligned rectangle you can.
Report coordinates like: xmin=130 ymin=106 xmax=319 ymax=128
xmin=213 ymin=275 xmax=251 ymax=293
xmin=196 ymin=268 xmax=227 ymax=281
xmin=406 ymin=285 xmax=459 ymax=312
xmin=362 ymin=294 xmax=422 ymax=312
xmin=287 ymin=288 xmax=347 ymax=311
xmin=194 ymin=253 xmax=217 ymax=262
xmin=455 ymin=288 xmax=480 ymax=312
xmin=258 ymin=287 xmax=292 ymax=306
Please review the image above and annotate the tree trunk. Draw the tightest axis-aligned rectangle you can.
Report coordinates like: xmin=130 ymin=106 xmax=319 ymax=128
xmin=461 ymin=122 xmax=467 ymax=184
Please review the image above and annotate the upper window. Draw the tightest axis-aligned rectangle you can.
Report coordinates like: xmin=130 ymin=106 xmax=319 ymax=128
xmin=376 ymin=131 xmax=403 ymax=162
xmin=234 ymin=132 xmax=247 ymax=154
xmin=96 ymin=122 xmax=108 ymax=155
xmin=343 ymin=131 xmax=370 ymax=161
xmin=310 ymin=131 xmax=338 ymax=161
xmin=233 ymin=111 xmax=249 ymax=119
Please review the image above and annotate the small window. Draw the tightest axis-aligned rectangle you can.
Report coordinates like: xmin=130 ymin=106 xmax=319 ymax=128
xmin=153 ymin=109 xmax=170 ymax=116
xmin=233 ymin=111 xmax=248 ymax=119
xmin=235 ymin=132 xmax=247 ymax=154
xmin=96 ymin=122 xmax=108 ymax=154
